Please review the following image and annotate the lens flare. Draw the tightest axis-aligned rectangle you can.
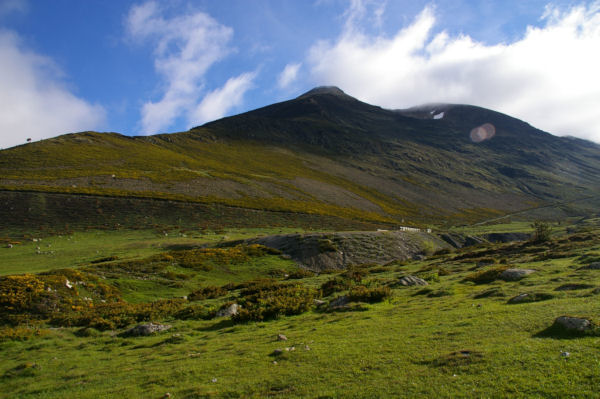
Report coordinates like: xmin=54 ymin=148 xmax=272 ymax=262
xmin=470 ymin=123 xmax=496 ymax=143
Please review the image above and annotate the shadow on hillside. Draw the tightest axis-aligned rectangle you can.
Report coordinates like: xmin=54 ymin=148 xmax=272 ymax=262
xmin=196 ymin=319 xmax=235 ymax=332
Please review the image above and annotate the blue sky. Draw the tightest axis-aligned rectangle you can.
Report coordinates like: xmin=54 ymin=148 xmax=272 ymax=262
xmin=1 ymin=0 xmax=599 ymax=148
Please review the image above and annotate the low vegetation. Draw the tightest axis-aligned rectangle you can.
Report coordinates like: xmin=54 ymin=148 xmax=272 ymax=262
xmin=1 ymin=221 xmax=600 ymax=397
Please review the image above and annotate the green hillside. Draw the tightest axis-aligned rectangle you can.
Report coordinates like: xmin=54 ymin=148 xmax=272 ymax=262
xmin=2 ymin=87 xmax=600 ymax=230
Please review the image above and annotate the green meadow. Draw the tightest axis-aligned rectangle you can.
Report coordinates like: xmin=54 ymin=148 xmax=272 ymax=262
xmin=1 ymin=221 xmax=600 ymax=398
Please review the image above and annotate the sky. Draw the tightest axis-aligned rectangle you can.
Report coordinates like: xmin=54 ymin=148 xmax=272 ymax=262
xmin=1 ymin=0 xmax=599 ymax=149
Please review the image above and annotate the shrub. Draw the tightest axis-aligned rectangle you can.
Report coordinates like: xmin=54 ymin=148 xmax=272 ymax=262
xmin=531 ymin=221 xmax=552 ymax=243
xmin=49 ymin=298 xmax=187 ymax=330
xmin=188 ymin=286 xmax=228 ymax=301
xmin=286 ymin=269 xmax=315 ymax=279
xmin=90 ymin=256 xmax=120 ymax=264
xmin=233 ymin=285 xmax=315 ymax=322
xmin=318 ymin=238 xmax=338 ymax=253
xmin=175 ymin=304 xmax=215 ymax=320
xmin=320 ymin=278 xmax=352 ymax=297
xmin=464 ymin=266 xmax=509 ymax=284
xmin=340 ymin=268 xmax=369 ymax=282
xmin=0 ymin=327 xmax=49 ymax=342
xmin=239 ymin=279 xmax=294 ymax=297
xmin=348 ymin=285 xmax=391 ymax=303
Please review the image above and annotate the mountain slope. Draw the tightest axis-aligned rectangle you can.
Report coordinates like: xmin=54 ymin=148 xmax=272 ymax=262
xmin=1 ymin=87 xmax=600 ymax=227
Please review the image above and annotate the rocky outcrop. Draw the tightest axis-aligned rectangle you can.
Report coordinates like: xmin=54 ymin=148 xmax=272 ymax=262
xmin=218 ymin=230 xmax=448 ymax=271
xmin=397 ymin=275 xmax=429 ymax=286
xmin=120 ymin=323 xmax=171 ymax=337
xmin=499 ymin=268 xmax=536 ymax=281
xmin=553 ymin=316 xmax=593 ymax=333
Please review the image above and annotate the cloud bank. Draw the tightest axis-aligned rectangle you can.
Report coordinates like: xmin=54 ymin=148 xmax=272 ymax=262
xmin=307 ymin=2 xmax=600 ymax=142
xmin=0 ymin=30 xmax=105 ymax=149
xmin=127 ymin=1 xmax=256 ymax=133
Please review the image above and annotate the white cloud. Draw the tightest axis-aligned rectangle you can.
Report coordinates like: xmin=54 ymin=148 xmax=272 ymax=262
xmin=277 ymin=62 xmax=301 ymax=89
xmin=190 ymin=72 xmax=256 ymax=125
xmin=307 ymin=2 xmax=600 ymax=142
xmin=0 ymin=30 xmax=105 ymax=149
xmin=127 ymin=1 xmax=255 ymax=133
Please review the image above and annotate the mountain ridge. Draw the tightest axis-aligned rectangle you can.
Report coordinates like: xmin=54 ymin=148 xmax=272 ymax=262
xmin=2 ymin=86 xmax=600 ymax=229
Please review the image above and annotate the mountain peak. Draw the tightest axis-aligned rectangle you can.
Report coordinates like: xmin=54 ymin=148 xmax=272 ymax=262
xmin=297 ymin=86 xmax=349 ymax=99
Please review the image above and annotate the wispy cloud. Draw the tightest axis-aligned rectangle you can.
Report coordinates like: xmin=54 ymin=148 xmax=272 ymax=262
xmin=190 ymin=71 xmax=256 ymax=126
xmin=307 ymin=2 xmax=600 ymax=142
xmin=127 ymin=1 xmax=255 ymax=133
xmin=0 ymin=0 xmax=28 ymax=17
xmin=277 ymin=62 xmax=301 ymax=89
xmin=0 ymin=30 xmax=105 ymax=149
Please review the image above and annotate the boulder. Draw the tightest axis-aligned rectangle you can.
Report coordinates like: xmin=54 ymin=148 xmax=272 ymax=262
xmin=120 ymin=323 xmax=171 ymax=337
xmin=216 ymin=303 xmax=239 ymax=317
xmin=499 ymin=268 xmax=536 ymax=281
xmin=553 ymin=316 xmax=593 ymax=332
xmin=277 ymin=334 xmax=287 ymax=341
xmin=555 ymin=284 xmax=595 ymax=291
xmin=398 ymin=275 xmax=429 ymax=286
xmin=578 ymin=262 xmax=600 ymax=270
xmin=329 ymin=295 xmax=349 ymax=308
xmin=507 ymin=293 xmax=531 ymax=304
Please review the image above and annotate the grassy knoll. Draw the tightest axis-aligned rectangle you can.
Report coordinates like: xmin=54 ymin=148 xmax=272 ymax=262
xmin=1 ymin=226 xmax=600 ymax=397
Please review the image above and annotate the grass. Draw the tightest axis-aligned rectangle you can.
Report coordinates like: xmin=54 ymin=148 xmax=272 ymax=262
xmin=1 ymin=225 xmax=600 ymax=397
xmin=0 ymin=228 xmax=307 ymax=276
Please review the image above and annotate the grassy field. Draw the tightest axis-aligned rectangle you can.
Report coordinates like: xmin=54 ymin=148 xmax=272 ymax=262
xmin=1 ymin=223 xmax=600 ymax=398
xmin=0 ymin=227 xmax=308 ymax=276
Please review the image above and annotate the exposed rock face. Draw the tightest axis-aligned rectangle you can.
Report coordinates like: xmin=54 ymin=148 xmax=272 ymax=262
xmin=553 ymin=316 xmax=593 ymax=332
xmin=120 ymin=323 xmax=171 ymax=337
xmin=216 ymin=303 xmax=239 ymax=317
xmin=219 ymin=231 xmax=448 ymax=271
xmin=397 ymin=275 xmax=429 ymax=286
xmin=439 ymin=233 xmax=485 ymax=248
xmin=499 ymin=268 xmax=536 ymax=281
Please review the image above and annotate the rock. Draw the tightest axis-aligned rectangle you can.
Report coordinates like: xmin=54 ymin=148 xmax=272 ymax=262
xmin=499 ymin=268 xmax=536 ymax=281
xmin=120 ymin=323 xmax=171 ymax=337
xmin=578 ymin=262 xmax=600 ymax=270
xmin=508 ymin=293 xmax=531 ymax=304
xmin=329 ymin=295 xmax=349 ymax=308
xmin=216 ymin=303 xmax=239 ymax=317
xmin=398 ymin=275 xmax=428 ymax=286
xmin=553 ymin=316 xmax=593 ymax=332
xmin=555 ymin=284 xmax=594 ymax=291
xmin=476 ymin=260 xmax=495 ymax=268
xmin=313 ymin=299 xmax=327 ymax=306
xmin=277 ymin=334 xmax=287 ymax=341
xmin=271 ymin=348 xmax=284 ymax=356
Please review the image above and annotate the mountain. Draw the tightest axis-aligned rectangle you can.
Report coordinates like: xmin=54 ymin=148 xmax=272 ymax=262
xmin=2 ymin=86 xmax=600 ymax=230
